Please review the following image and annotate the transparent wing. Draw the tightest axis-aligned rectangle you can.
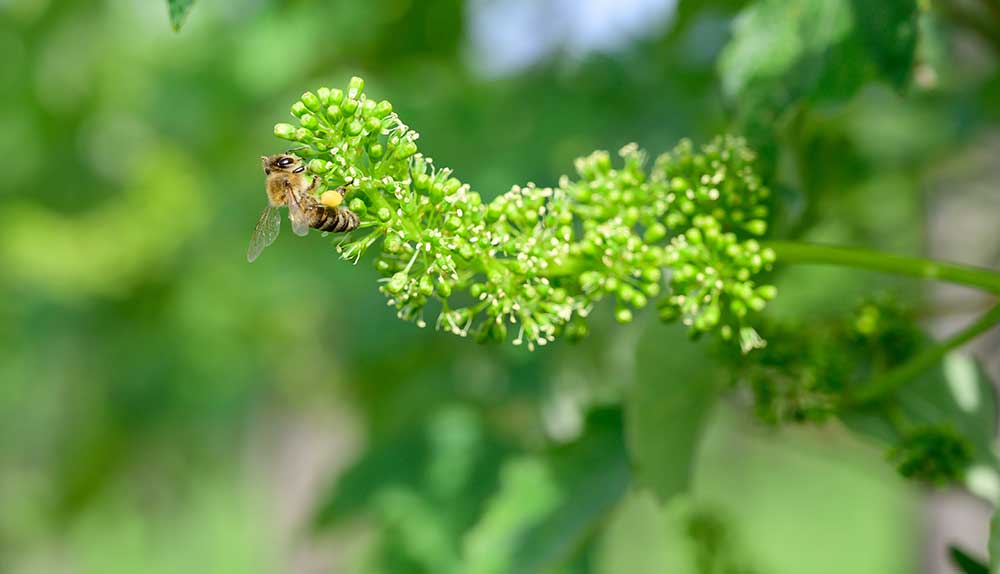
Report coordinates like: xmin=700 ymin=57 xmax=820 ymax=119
xmin=286 ymin=187 xmax=310 ymax=237
xmin=247 ymin=204 xmax=280 ymax=262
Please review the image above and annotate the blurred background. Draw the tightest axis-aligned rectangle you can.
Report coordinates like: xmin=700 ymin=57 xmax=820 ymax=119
xmin=1 ymin=0 xmax=999 ymax=572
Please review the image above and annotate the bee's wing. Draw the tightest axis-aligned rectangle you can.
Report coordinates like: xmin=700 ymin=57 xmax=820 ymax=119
xmin=286 ymin=187 xmax=310 ymax=237
xmin=247 ymin=204 xmax=280 ymax=262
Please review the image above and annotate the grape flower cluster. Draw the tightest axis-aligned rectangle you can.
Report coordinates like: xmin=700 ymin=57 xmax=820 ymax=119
xmin=271 ymin=77 xmax=777 ymax=351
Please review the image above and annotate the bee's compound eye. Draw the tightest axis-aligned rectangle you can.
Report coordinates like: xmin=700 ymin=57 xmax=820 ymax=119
xmin=277 ymin=157 xmax=294 ymax=168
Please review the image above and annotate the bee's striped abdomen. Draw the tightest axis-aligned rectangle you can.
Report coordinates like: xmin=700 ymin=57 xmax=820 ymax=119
xmin=300 ymin=191 xmax=360 ymax=234
xmin=313 ymin=207 xmax=360 ymax=233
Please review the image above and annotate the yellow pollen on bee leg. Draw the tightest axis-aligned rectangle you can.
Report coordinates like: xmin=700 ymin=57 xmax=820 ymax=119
xmin=320 ymin=190 xmax=344 ymax=208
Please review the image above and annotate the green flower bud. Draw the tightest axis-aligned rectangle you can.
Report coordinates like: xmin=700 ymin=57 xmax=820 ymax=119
xmin=642 ymin=267 xmax=662 ymax=283
xmin=365 ymin=116 xmax=382 ymax=133
xmin=657 ymin=301 xmax=678 ymax=323
xmin=436 ymin=280 xmax=452 ymax=298
xmin=348 ymin=76 xmax=365 ymax=99
xmin=730 ymin=300 xmax=747 ymax=317
xmin=387 ymin=272 xmax=408 ymax=294
xmin=375 ymin=100 xmax=393 ymax=118
xmin=419 ymin=275 xmax=434 ymax=296
xmin=325 ymin=105 xmax=342 ymax=121
xmin=615 ymin=307 xmax=634 ymax=324
xmin=343 ymin=98 xmax=359 ymax=115
xmin=566 ymin=316 xmax=589 ymax=342
xmin=395 ymin=140 xmax=418 ymax=159
xmin=644 ymin=222 xmax=667 ymax=243
xmin=301 ymin=91 xmax=321 ymax=112
xmin=368 ymin=142 xmax=384 ymax=160
xmin=486 ymin=202 xmax=503 ymax=223
xmin=300 ymin=113 xmax=319 ymax=130
xmin=291 ymin=101 xmax=308 ymax=117
xmin=744 ymin=219 xmax=768 ymax=236
xmin=346 ymin=118 xmax=364 ymax=136
xmin=414 ymin=173 xmax=431 ymax=191
xmin=274 ymin=123 xmax=297 ymax=140
xmin=443 ymin=178 xmax=461 ymax=195
xmin=349 ymin=197 xmax=367 ymax=216
xmin=761 ymin=248 xmax=777 ymax=264
xmin=384 ymin=234 xmax=403 ymax=253
xmin=685 ymin=227 xmax=703 ymax=245
xmin=308 ymin=159 xmax=329 ymax=174
xmin=377 ymin=207 xmax=392 ymax=222
xmin=317 ymin=87 xmax=332 ymax=105
xmin=361 ymin=99 xmax=378 ymax=117
xmin=618 ymin=284 xmax=637 ymax=303
xmin=328 ymin=88 xmax=344 ymax=105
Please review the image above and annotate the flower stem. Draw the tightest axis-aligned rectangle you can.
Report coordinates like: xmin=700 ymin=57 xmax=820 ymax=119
xmin=843 ymin=302 xmax=1000 ymax=406
xmin=765 ymin=241 xmax=1000 ymax=295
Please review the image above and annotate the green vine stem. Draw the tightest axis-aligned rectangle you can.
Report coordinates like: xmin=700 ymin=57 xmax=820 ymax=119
xmin=845 ymin=302 xmax=1000 ymax=406
xmin=765 ymin=241 xmax=1000 ymax=295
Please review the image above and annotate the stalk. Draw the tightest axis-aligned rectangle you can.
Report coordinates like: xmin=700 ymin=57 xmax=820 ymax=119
xmin=765 ymin=241 xmax=1000 ymax=295
xmin=845 ymin=302 xmax=1000 ymax=406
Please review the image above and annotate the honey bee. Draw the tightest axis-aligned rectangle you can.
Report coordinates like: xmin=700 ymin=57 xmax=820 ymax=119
xmin=247 ymin=153 xmax=360 ymax=262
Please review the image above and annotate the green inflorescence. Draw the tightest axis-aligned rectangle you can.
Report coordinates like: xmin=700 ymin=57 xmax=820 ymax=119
xmin=272 ymin=77 xmax=777 ymax=351
xmin=887 ymin=426 xmax=974 ymax=486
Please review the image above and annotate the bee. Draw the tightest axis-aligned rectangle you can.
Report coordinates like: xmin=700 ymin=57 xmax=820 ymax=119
xmin=247 ymin=153 xmax=360 ymax=262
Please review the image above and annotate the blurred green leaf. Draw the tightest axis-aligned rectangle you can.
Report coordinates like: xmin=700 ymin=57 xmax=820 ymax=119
xmin=510 ymin=408 xmax=629 ymax=573
xmin=950 ymin=545 xmax=989 ymax=574
xmin=462 ymin=458 xmax=563 ymax=574
xmin=596 ymin=491 xmax=673 ymax=574
xmin=168 ymin=0 xmax=195 ymax=32
xmin=312 ymin=430 xmax=429 ymax=528
xmin=626 ymin=324 xmax=721 ymax=503
xmin=718 ymin=0 xmax=853 ymax=98
xmin=848 ymin=0 xmax=918 ymax=88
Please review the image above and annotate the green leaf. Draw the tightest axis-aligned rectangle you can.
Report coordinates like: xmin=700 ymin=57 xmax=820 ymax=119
xmin=718 ymin=0 xmax=854 ymax=98
xmin=626 ymin=324 xmax=721 ymax=503
xmin=167 ymin=0 xmax=195 ymax=32
xmin=718 ymin=0 xmax=919 ymax=123
xmin=510 ymin=408 xmax=630 ymax=573
xmin=848 ymin=0 xmax=918 ymax=88
xmin=950 ymin=545 xmax=989 ymax=574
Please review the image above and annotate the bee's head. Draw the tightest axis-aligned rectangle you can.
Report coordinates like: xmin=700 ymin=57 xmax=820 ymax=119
xmin=262 ymin=154 xmax=305 ymax=175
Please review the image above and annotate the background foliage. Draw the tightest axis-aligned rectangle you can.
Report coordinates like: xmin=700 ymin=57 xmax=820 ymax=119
xmin=2 ymin=0 xmax=999 ymax=572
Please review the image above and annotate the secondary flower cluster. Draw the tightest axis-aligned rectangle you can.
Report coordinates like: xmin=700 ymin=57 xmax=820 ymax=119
xmin=272 ymin=77 xmax=777 ymax=350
